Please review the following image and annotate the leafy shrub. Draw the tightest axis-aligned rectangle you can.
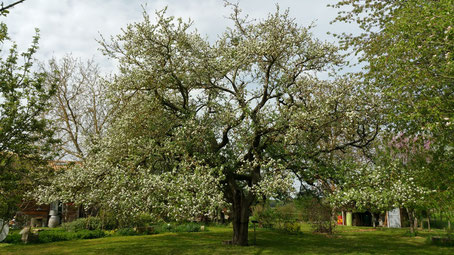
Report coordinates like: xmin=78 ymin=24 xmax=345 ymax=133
xmin=75 ymin=229 xmax=106 ymax=239
xmin=304 ymin=198 xmax=335 ymax=234
xmin=275 ymin=203 xmax=301 ymax=223
xmin=252 ymin=204 xmax=277 ymax=228
xmin=37 ymin=230 xmax=75 ymax=243
xmin=153 ymin=223 xmax=173 ymax=233
xmin=425 ymin=220 xmax=451 ymax=229
xmin=3 ymin=228 xmax=106 ymax=244
xmin=98 ymin=211 xmax=120 ymax=230
xmin=3 ymin=233 xmax=21 ymax=244
xmin=132 ymin=214 xmax=155 ymax=228
xmin=116 ymin=228 xmax=138 ymax=236
xmin=174 ymin=222 xmax=204 ymax=232
xmin=62 ymin=217 xmax=103 ymax=231
xmin=3 ymin=222 xmax=204 ymax=244
xmin=252 ymin=201 xmax=305 ymax=233
xmin=36 ymin=229 xmax=105 ymax=243
xmin=97 ymin=212 xmax=155 ymax=229
xmin=274 ymin=222 xmax=302 ymax=235
xmin=284 ymin=222 xmax=302 ymax=234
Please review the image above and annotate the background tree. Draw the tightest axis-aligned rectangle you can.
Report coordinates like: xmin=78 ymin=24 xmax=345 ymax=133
xmin=0 ymin=1 xmax=56 ymax=224
xmin=39 ymin=5 xmax=379 ymax=245
xmin=330 ymin=153 xmax=432 ymax=233
xmin=44 ymin=55 xmax=115 ymax=161
xmin=332 ymin=0 xmax=453 ymax=133
xmin=331 ymin=0 xmax=454 ymax=225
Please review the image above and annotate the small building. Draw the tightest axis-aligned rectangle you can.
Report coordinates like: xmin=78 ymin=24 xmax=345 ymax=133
xmin=15 ymin=161 xmax=81 ymax=228
xmin=343 ymin=209 xmax=408 ymax=228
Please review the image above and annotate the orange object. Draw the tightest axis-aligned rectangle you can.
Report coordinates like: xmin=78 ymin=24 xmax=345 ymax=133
xmin=337 ymin=215 xmax=343 ymax=225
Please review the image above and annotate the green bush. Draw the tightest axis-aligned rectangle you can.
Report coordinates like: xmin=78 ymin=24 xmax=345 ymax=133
xmin=252 ymin=204 xmax=276 ymax=228
xmin=3 ymin=228 xmax=106 ymax=244
xmin=132 ymin=214 xmax=155 ymax=228
xmin=252 ymin=202 xmax=304 ymax=231
xmin=62 ymin=217 xmax=102 ymax=231
xmin=37 ymin=230 xmax=74 ymax=243
xmin=36 ymin=229 xmax=105 ymax=243
xmin=116 ymin=228 xmax=138 ymax=236
xmin=135 ymin=226 xmax=155 ymax=235
xmin=275 ymin=203 xmax=301 ymax=223
xmin=174 ymin=222 xmax=204 ymax=233
xmin=3 ymin=233 xmax=21 ymax=244
xmin=75 ymin=229 xmax=106 ymax=239
xmin=304 ymin=199 xmax=335 ymax=234
xmin=274 ymin=222 xmax=302 ymax=235
xmin=424 ymin=220 xmax=451 ymax=229
xmin=2 ymin=222 xmax=205 ymax=244
xmin=153 ymin=223 xmax=172 ymax=233
xmin=98 ymin=211 xmax=120 ymax=230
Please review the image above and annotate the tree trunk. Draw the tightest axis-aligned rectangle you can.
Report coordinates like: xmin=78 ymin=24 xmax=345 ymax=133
xmin=220 ymin=210 xmax=225 ymax=224
xmin=330 ymin=207 xmax=337 ymax=234
xmin=385 ymin=211 xmax=388 ymax=227
xmin=428 ymin=213 xmax=431 ymax=231
xmin=406 ymin=208 xmax=415 ymax=235
xmin=372 ymin=213 xmax=376 ymax=228
xmin=231 ymin=191 xmax=252 ymax=246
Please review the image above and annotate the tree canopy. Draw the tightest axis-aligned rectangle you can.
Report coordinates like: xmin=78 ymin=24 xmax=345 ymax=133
xmin=331 ymin=0 xmax=454 ymax=219
xmin=0 ymin=2 xmax=56 ymax=222
xmin=39 ymin=4 xmax=380 ymax=245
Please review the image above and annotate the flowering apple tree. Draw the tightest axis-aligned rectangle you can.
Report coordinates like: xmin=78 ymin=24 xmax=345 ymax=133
xmin=37 ymin=4 xmax=379 ymax=245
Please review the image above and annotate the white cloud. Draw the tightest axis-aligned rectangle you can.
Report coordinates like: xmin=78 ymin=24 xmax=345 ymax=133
xmin=2 ymin=0 xmax=360 ymax=73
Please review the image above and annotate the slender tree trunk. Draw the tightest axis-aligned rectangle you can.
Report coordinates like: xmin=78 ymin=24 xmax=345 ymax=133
xmin=330 ymin=207 xmax=337 ymax=234
xmin=406 ymin=208 xmax=415 ymax=235
xmin=428 ymin=213 xmax=431 ymax=231
xmin=385 ymin=211 xmax=388 ymax=227
xmin=372 ymin=213 xmax=376 ymax=228
xmin=231 ymin=193 xmax=251 ymax=246
xmin=220 ymin=210 xmax=225 ymax=224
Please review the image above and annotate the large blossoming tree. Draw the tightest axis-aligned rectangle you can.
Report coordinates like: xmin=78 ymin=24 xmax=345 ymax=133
xmin=39 ymin=5 xmax=379 ymax=245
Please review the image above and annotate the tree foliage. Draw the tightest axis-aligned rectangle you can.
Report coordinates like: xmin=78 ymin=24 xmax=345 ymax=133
xmin=331 ymin=0 xmax=454 ymax=220
xmin=39 ymin=5 xmax=379 ymax=245
xmin=0 ymin=3 xmax=56 ymax=221
xmin=331 ymin=0 xmax=453 ymax=142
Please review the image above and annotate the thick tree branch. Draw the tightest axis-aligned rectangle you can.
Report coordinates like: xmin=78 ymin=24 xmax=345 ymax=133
xmin=0 ymin=0 xmax=25 ymax=13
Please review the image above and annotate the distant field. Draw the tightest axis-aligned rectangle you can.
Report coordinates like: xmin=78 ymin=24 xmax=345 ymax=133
xmin=0 ymin=225 xmax=452 ymax=255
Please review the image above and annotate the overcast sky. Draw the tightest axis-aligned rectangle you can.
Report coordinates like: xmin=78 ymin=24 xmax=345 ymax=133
xmin=2 ymin=0 xmax=359 ymax=73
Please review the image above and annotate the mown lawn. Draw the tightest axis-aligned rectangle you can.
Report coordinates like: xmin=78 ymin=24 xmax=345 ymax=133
xmin=0 ymin=225 xmax=452 ymax=255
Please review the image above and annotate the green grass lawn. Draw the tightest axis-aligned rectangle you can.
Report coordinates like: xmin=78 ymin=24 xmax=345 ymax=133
xmin=0 ymin=225 xmax=452 ymax=255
